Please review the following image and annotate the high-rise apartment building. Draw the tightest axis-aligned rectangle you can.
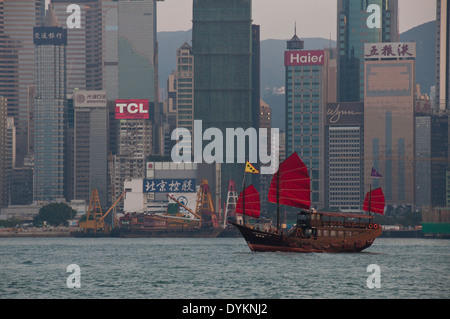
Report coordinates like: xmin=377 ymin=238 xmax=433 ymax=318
xmin=430 ymin=0 xmax=450 ymax=209
xmin=0 ymin=96 xmax=7 ymax=207
xmin=415 ymin=90 xmax=432 ymax=210
xmin=436 ymin=0 xmax=450 ymax=111
xmin=33 ymin=8 xmax=67 ymax=201
xmin=285 ymin=33 xmax=332 ymax=209
xmin=337 ymin=0 xmax=398 ymax=102
xmin=6 ymin=117 xmax=15 ymax=197
xmin=364 ymin=42 xmax=416 ymax=208
xmin=192 ymin=0 xmax=254 ymax=200
xmin=430 ymin=112 xmax=449 ymax=208
xmin=176 ymin=42 xmax=194 ymax=135
xmin=71 ymin=90 xmax=108 ymax=205
xmin=326 ymin=102 xmax=364 ymax=212
xmin=52 ymin=1 xmax=104 ymax=92
xmin=0 ymin=0 xmax=45 ymax=167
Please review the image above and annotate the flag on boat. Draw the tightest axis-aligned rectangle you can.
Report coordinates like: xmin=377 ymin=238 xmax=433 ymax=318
xmin=245 ymin=161 xmax=259 ymax=174
xmin=371 ymin=167 xmax=383 ymax=178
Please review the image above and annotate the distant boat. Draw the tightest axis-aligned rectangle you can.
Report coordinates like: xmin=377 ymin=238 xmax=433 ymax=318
xmin=231 ymin=153 xmax=384 ymax=253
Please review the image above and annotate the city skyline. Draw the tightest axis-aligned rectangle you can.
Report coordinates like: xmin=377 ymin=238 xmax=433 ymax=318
xmin=157 ymin=0 xmax=436 ymax=40
xmin=1 ymin=0 xmax=444 ymax=212
xmin=44 ymin=0 xmax=437 ymax=40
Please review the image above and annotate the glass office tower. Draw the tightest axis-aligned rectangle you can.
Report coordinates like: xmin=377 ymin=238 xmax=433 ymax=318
xmin=192 ymin=0 xmax=253 ymax=199
xmin=33 ymin=8 xmax=67 ymax=201
xmin=337 ymin=0 xmax=398 ymax=102
xmin=364 ymin=42 xmax=416 ymax=207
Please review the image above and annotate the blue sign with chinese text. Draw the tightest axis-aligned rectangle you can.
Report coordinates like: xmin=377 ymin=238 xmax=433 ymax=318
xmin=143 ymin=179 xmax=196 ymax=193
xmin=33 ymin=27 xmax=67 ymax=45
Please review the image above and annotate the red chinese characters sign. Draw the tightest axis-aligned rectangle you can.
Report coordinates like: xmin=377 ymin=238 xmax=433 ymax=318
xmin=284 ymin=50 xmax=325 ymax=66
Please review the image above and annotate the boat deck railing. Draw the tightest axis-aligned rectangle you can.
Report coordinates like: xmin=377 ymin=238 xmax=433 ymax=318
xmin=310 ymin=220 xmax=372 ymax=229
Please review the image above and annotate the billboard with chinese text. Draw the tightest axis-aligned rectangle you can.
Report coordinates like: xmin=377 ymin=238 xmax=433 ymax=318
xmin=33 ymin=27 xmax=67 ymax=45
xmin=143 ymin=179 xmax=196 ymax=193
xmin=364 ymin=42 xmax=416 ymax=60
xmin=74 ymin=90 xmax=107 ymax=108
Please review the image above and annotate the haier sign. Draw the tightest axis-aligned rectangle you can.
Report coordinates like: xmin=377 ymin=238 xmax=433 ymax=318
xmin=284 ymin=50 xmax=325 ymax=66
xmin=115 ymin=99 xmax=149 ymax=119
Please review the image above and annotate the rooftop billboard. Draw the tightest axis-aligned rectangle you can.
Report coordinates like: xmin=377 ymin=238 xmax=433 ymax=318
xmin=115 ymin=99 xmax=150 ymax=119
xmin=284 ymin=50 xmax=325 ymax=66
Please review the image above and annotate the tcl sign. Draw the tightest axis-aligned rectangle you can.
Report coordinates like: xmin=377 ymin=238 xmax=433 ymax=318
xmin=284 ymin=50 xmax=325 ymax=66
xmin=115 ymin=99 xmax=149 ymax=119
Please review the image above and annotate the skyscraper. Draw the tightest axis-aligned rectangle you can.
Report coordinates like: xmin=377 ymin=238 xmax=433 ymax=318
xmin=51 ymin=0 xmax=104 ymax=92
xmin=109 ymin=0 xmax=163 ymax=205
xmin=436 ymin=0 xmax=450 ymax=111
xmin=364 ymin=42 xmax=416 ymax=208
xmin=33 ymin=7 xmax=67 ymax=201
xmin=326 ymin=102 xmax=364 ymax=212
xmin=430 ymin=0 xmax=450 ymax=209
xmin=176 ymin=42 xmax=194 ymax=135
xmin=192 ymin=0 xmax=254 ymax=200
xmin=284 ymin=32 xmax=332 ymax=209
xmin=415 ymin=90 xmax=432 ymax=210
xmin=0 ymin=0 xmax=45 ymax=167
xmin=72 ymin=90 xmax=108 ymax=206
xmin=0 ymin=96 xmax=7 ymax=207
xmin=337 ymin=0 xmax=398 ymax=102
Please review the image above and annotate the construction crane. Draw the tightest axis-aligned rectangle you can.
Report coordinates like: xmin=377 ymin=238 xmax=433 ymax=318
xmin=78 ymin=189 xmax=126 ymax=235
xmin=195 ymin=179 xmax=220 ymax=228
xmin=167 ymin=194 xmax=202 ymax=227
xmin=167 ymin=180 xmax=220 ymax=229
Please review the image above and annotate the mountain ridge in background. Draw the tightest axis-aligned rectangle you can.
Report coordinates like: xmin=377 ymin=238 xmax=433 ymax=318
xmin=157 ymin=20 xmax=436 ymax=130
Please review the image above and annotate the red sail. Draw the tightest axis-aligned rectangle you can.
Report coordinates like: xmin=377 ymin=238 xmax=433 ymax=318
xmin=363 ymin=188 xmax=385 ymax=215
xmin=235 ymin=185 xmax=260 ymax=218
xmin=268 ymin=152 xmax=311 ymax=210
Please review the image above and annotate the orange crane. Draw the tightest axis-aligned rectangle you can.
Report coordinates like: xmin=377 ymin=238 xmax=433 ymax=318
xmin=167 ymin=179 xmax=220 ymax=229
xmin=195 ymin=179 xmax=220 ymax=228
xmin=78 ymin=189 xmax=126 ymax=235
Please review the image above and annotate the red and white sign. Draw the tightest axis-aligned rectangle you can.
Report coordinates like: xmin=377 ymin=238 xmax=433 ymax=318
xmin=115 ymin=99 xmax=149 ymax=119
xmin=284 ymin=50 xmax=325 ymax=66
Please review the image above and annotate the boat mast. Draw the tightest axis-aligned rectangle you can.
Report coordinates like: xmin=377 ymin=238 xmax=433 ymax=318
xmin=242 ymin=167 xmax=246 ymax=226
xmin=276 ymin=169 xmax=280 ymax=230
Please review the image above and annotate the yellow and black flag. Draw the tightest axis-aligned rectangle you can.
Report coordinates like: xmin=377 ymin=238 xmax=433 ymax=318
xmin=245 ymin=161 xmax=260 ymax=174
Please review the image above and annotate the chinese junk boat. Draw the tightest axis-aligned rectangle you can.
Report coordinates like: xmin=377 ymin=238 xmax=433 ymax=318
xmin=231 ymin=153 xmax=384 ymax=253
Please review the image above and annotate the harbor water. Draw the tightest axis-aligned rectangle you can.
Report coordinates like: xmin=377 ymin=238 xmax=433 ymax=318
xmin=0 ymin=237 xmax=449 ymax=299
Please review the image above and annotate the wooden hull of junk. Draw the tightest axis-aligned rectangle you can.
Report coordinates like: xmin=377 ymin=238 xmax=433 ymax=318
xmin=231 ymin=219 xmax=382 ymax=253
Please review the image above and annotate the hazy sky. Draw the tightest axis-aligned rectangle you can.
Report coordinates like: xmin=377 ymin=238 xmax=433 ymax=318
xmin=157 ymin=0 xmax=437 ymax=40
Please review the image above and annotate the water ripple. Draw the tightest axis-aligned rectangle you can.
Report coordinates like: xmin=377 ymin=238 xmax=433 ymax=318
xmin=0 ymin=237 xmax=449 ymax=299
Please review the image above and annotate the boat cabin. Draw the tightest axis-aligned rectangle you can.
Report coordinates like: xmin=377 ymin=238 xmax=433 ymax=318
xmin=293 ymin=211 xmax=376 ymax=239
